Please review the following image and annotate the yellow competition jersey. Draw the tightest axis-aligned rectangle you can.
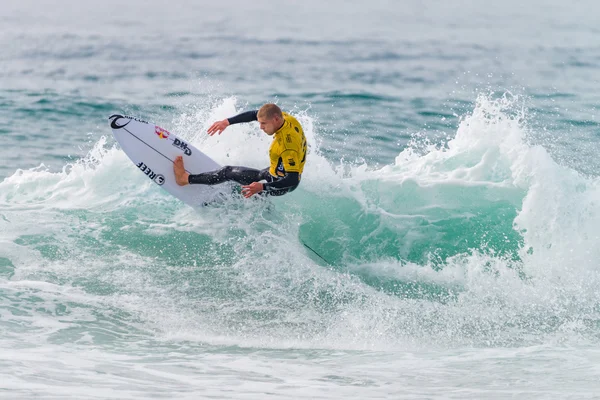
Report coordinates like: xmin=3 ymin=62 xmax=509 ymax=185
xmin=269 ymin=112 xmax=307 ymax=177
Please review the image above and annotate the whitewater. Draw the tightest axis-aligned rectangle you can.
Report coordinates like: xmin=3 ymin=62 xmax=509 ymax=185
xmin=2 ymin=94 xmax=600 ymax=398
xmin=3 ymin=0 xmax=600 ymax=397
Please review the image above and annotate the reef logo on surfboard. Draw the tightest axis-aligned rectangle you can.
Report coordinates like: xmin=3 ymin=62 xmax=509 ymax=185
xmin=137 ymin=161 xmax=165 ymax=185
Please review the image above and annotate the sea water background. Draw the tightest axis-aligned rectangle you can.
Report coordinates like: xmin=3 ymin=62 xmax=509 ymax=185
xmin=2 ymin=0 xmax=600 ymax=398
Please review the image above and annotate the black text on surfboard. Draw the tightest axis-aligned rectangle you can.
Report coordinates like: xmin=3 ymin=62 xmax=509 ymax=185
xmin=137 ymin=161 xmax=165 ymax=185
xmin=172 ymin=138 xmax=192 ymax=156
xmin=109 ymin=114 xmax=149 ymax=129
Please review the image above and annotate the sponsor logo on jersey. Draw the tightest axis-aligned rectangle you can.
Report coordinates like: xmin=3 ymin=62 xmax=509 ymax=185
xmin=276 ymin=159 xmax=285 ymax=176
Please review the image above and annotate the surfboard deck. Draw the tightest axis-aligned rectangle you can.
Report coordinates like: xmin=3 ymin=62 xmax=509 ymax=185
xmin=108 ymin=114 xmax=229 ymax=207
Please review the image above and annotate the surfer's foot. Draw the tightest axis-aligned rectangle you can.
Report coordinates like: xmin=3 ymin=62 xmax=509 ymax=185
xmin=173 ymin=156 xmax=190 ymax=186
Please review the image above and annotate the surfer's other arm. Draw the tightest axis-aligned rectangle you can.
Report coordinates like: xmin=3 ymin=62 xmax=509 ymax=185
xmin=207 ymin=110 xmax=258 ymax=136
xmin=241 ymin=172 xmax=300 ymax=198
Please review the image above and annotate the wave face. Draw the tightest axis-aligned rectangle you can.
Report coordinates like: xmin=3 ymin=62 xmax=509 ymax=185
xmin=2 ymin=95 xmax=600 ymax=361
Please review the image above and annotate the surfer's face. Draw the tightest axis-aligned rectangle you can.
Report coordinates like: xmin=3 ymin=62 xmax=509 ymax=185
xmin=258 ymin=115 xmax=282 ymax=136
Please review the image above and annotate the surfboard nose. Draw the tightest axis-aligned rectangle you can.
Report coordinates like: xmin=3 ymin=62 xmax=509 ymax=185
xmin=109 ymin=114 xmax=130 ymax=130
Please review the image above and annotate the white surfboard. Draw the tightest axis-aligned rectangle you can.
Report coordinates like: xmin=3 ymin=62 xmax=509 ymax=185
xmin=108 ymin=114 xmax=229 ymax=207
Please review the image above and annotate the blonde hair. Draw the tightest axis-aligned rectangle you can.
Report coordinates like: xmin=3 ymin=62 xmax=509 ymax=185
xmin=257 ymin=103 xmax=283 ymax=120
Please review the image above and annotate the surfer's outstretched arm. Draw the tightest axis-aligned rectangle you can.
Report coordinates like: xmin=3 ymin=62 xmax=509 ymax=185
xmin=207 ymin=110 xmax=259 ymax=136
xmin=227 ymin=110 xmax=258 ymax=125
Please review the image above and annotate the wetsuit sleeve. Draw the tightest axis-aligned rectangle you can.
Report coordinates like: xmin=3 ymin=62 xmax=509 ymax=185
xmin=227 ymin=110 xmax=258 ymax=125
xmin=264 ymin=172 xmax=300 ymax=191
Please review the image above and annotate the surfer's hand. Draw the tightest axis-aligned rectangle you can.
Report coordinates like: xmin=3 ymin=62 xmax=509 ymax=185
xmin=207 ymin=119 xmax=230 ymax=136
xmin=241 ymin=182 xmax=264 ymax=198
xmin=173 ymin=156 xmax=190 ymax=186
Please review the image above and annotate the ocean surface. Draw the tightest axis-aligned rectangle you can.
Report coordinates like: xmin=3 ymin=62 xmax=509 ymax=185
xmin=2 ymin=0 xmax=600 ymax=398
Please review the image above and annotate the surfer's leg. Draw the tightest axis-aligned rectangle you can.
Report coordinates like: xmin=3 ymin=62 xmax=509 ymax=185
xmin=188 ymin=166 xmax=263 ymax=186
xmin=173 ymin=156 xmax=191 ymax=186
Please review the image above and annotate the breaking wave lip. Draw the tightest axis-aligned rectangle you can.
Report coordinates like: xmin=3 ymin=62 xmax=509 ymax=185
xmin=2 ymin=93 xmax=600 ymax=350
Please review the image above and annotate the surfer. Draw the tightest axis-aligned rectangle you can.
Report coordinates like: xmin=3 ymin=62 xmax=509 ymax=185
xmin=173 ymin=104 xmax=307 ymax=198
